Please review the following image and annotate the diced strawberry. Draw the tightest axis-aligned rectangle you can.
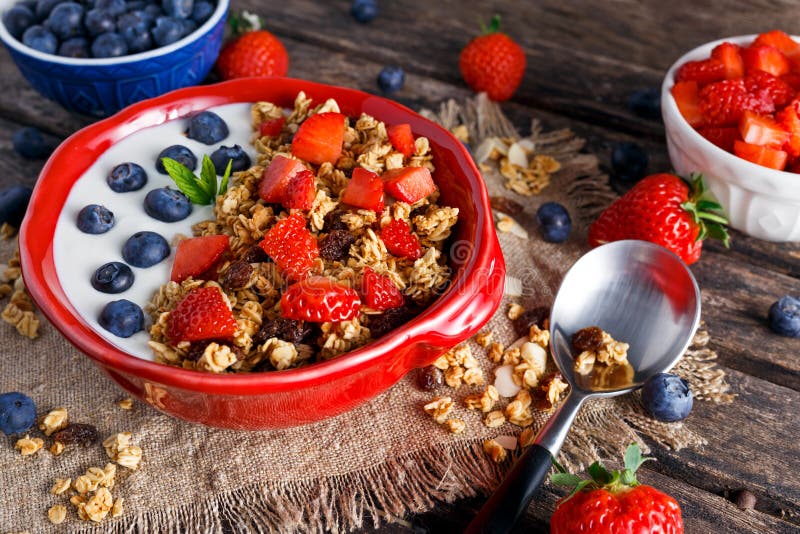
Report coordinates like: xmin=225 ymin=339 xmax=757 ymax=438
xmin=387 ymin=123 xmax=416 ymax=157
xmin=733 ymin=140 xmax=788 ymax=170
xmin=259 ymin=213 xmax=319 ymax=282
xmin=710 ymin=42 xmax=744 ymax=79
xmin=283 ymin=168 xmax=316 ymax=210
xmin=781 ymin=72 xmax=800 ymax=90
xmin=280 ymin=276 xmax=361 ymax=322
xmin=671 ymin=81 xmax=703 ymax=127
xmin=753 ymin=30 xmax=800 ymax=58
xmin=170 ymin=235 xmax=230 ymax=283
xmin=744 ymin=70 xmax=794 ymax=108
xmin=699 ymin=79 xmax=772 ymax=127
xmin=382 ymin=166 xmax=436 ymax=204
xmin=259 ymin=116 xmax=286 ymax=137
xmin=360 ymin=266 xmax=404 ymax=311
xmin=776 ymin=102 xmax=800 ymax=156
xmin=340 ymin=167 xmax=385 ymax=212
xmin=381 ymin=219 xmax=422 ymax=260
xmin=166 ymin=286 xmax=238 ymax=343
xmin=739 ymin=111 xmax=790 ymax=147
xmin=742 ymin=45 xmax=790 ymax=77
xmin=675 ymin=58 xmax=726 ymax=86
xmin=259 ymin=155 xmax=307 ymax=203
xmin=697 ymin=127 xmax=739 ymax=152
xmin=291 ymin=112 xmax=346 ymax=165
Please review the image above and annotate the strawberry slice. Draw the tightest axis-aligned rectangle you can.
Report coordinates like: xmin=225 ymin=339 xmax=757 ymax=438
xmin=259 ymin=116 xmax=286 ymax=137
xmin=170 ymin=235 xmax=230 ymax=283
xmin=259 ymin=155 xmax=308 ymax=203
xmin=671 ymin=81 xmax=703 ymax=127
xmin=280 ymin=276 xmax=360 ymax=322
xmin=283 ymin=168 xmax=316 ymax=210
xmin=387 ymin=123 xmax=416 ymax=157
xmin=166 ymin=286 xmax=238 ymax=343
xmin=382 ymin=166 xmax=436 ymax=204
xmin=733 ymin=140 xmax=788 ymax=170
xmin=259 ymin=213 xmax=319 ymax=282
xmin=753 ymin=30 xmax=800 ymax=58
xmin=781 ymin=72 xmax=800 ymax=90
xmin=744 ymin=70 xmax=794 ymax=108
xmin=340 ymin=167 xmax=385 ymax=212
xmin=698 ymin=79 xmax=773 ymax=127
xmin=291 ymin=112 xmax=346 ymax=165
xmin=739 ymin=111 xmax=790 ymax=147
xmin=675 ymin=58 xmax=726 ymax=86
xmin=698 ymin=127 xmax=739 ymax=152
xmin=776 ymin=101 xmax=800 ymax=157
xmin=381 ymin=219 xmax=422 ymax=260
xmin=710 ymin=42 xmax=744 ymax=79
xmin=360 ymin=266 xmax=404 ymax=310
xmin=742 ymin=45 xmax=790 ymax=77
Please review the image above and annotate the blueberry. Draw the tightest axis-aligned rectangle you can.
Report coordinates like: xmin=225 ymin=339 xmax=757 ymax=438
xmin=77 ymin=204 xmax=115 ymax=234
xmin=91 ymin=31 xmax=128 ymax=57
xmin=91 ymin=261 xmax=134 ymax=293
xmin=117 ymin=13 xmax=151 ymax=52
xmin=350 ymin=0 xmax=377 ymax=23
xmin=94 ymin=0 xmax=126 ymax=16
xmin=536 ymin=202 xmax=571 ymax=243
xmin=156 ymin=144 xmax=196 ymax=174
xmin=0 ymin=185 xmax=33 ymax=227
xmin=0 ymin=392 xmax=36 ymax=435
xmin=45 ymin=2 xmax=85 ymax=40
xmin=144 ymin=186 xmax=192 ymax=222
xmin=190 ymin=0 xmax=212 ymax=23
xmin=107 ymin=162 xmax=147 ymax=192
xmin=125 ymin=0 xmax=147 ymax=11
xmin=611 ymin=141 xmax=649 ymax=183
xmin=143 ymin=3 xmax=163 ymax=20
xmin=34 ymin=0 xmax=60 ymax=21
xmin=12 ymin=126 xmax=50 ymax=159
xmin=122 ymin=230 xmax=169 ymax=267
xmin=98 ymin=299 xmax=143 ymax=337
xmin=151 ymin=15 xmax=183 ymax=46
xmin=377 ymin=65 xmax=405 ymax=94
xmin=58 ymin=36 xmax=89 ymax=57
xmin=2 ymin=5 xmax=35 ymax=39
xmin=21 ymin=24 xmax=57 ymax=53
xmin=641 ymin=373 xmax=693 ymax=422
xmin=210 ymin=144 xmax=251 ymax=175
xmin=178 ymin=17 xmax=195 ymax=37
xmin=627 ymin=87 xmax=661 ymax=119
xmin=768 ymin=295 xmax=800 ymax=337
xmin=85 ymin=8 xmax=116 ymax=36
xmin=162 ymin=0 xmax=192 ymax=19
xmin=186 ymin=110 xmax=228 ymax=145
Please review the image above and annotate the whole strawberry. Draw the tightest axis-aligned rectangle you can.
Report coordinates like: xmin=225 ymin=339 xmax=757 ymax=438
xmin=459 ymin=15 xmax=526 ymax=101
xmin=550 ymin=443 xmax=684 ymax=534
xmin=215 ymin=13 xmax=289 ymax=80
xmin=588 ymin=173 xmax=729 ymax=264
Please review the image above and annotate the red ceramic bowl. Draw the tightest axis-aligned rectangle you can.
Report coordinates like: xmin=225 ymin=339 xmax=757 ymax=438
xmin=19 ymin=78 xmax=505 ymax=429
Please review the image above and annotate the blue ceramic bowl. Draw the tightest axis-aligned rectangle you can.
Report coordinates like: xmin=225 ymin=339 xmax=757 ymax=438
xmin=0 ymin=0 xmax=229 ymax=117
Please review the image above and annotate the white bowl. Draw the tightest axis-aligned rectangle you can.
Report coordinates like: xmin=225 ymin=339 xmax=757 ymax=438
xmin=662 ymin=34 xmax=800 ymax=242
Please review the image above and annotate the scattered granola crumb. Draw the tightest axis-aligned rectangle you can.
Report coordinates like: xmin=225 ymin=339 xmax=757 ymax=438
xmin=50 ymin=441 xmax=65 ymax=456
xmin=496 ymin=215 xmax=514 ymax=233
xmin=40 ymin=407 xmax=69 ymax=436
xmin=0 ymin=222 xmax=16 ymax=239
xmin=83 ymin=487 xmax=113 ymax=523
xmin=475 ymin=330 xmax=493 ymax=348
xmin=117 ymin=398 xmax=133 ymax=410
xmin=528 ymin=323 xmax=550 ymax=348
xmin=484 ymin=410 xmax=506 ymax=428
xmin=51 ymin=478 xmax=72 ymax=495
xmin=519 ymin=428 xmax=535 ymax=448
xmin=483 ymin=439 xmax=507 ymax=463
xmin=507 ymin=303 xmax=525 ymax=321
xmin=444 ymin=419 xmax=466 ymax=434
xmin=15 ymin=435 xmax=43 ymax=455
xmin=47 ymin=504 xmax=67 ymax=525
xmin=111 ymin=497 xmax=124 ymax=518
xmin=444 ymin=365 xmax=465 ymax=389
xmin=487 ymin=341 xmax=504 ymax=363
xmin=423 ymin=396 xmax=454 ymax=424
xmin=463 ymin=367 xmax=485 ymax=386
xmin=103 ymin=432 xmax=143 ymax=470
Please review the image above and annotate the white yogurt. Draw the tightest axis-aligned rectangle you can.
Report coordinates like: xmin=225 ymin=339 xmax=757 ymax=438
xmin=53 ymin=103 xmax=258 ymax=361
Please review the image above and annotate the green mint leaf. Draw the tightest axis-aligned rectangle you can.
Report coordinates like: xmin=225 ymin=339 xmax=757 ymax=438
xmin=200 ymin=155 xmax=218 ymax=200
xmin=219 ymin=158 xmax=232 ymax=195
xmin=161 ymin=157 xmax=211 ymax=205
xmin=550 ymin=473 xmax=583 ymax=487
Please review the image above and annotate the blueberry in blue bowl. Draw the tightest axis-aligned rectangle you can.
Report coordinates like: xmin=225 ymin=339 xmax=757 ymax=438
xmin=186 ymin=110 xmax=228 ymax=145
xmin=144 ymin=186 xmax=192 ymax=222
xmin=122 ymin=230 xmax=169 ymax=267
xmin=107 ymin=162 xmax=147 ymax=192
xmin=156 ymin=144 xmax=196 ymax=174
xmin=45 ymin=1 xmax=84 ymax=41
xmin=91 ymin=261 xmax=134 ymax=293
xmin=76 ymin=203 xmax=114 ymax=234
xmin=98 ymin=298 xmax=143 ymax=337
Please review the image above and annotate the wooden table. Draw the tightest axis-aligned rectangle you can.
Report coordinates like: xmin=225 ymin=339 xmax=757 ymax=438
xmin=1 ymin=1 xmax=798 ymax=532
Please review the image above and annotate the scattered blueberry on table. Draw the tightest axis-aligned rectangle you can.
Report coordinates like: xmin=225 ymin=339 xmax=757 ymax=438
xmin=641 ymin=372 xmax=693 ymax=422
xmin=611 ymin=141 xmax=649 ymax=183
xmin=377 ymin=65 xmax=405 ymax=94
xmin=0 ymin=391 xmax=36 ymax=435
xmin=107 ymin=162 xmax=148 ymax=192
xmin=768 ymin=295 xmax=800 ymax=338
xmin=210 ymin=144 xmax=250 ymax=174
xmin=0 ymin=185 xmax=33 ymax=227
xmin=144 ymin=186 xmax=192 ymax=222
xmin=122 ymin=230 xmax=169 ymax=267
xmin=98 ymin=299 xmax=144 ymax=337
xmin=91 ymin=261 xmax=134 ymax=294
xmin=12 ymin=126 xmax=51 ymax=159
xmin=536 ymin=202 xmax=571 ymax=243
xmin=350 ymin=0 xmax=377 ymax=23
xmin=186 ymin=111 xmax=229 ymax=145
xmin=156 ymin=144 xmax=196 ymax=174
xmin=76 ymin=204 xmax=115 ymax=234
xmin=627 ymin=87 xmax=661 ymax=119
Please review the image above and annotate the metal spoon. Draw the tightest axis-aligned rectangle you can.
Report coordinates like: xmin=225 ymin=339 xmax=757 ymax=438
xmin=466 ymin=240 xmax=701 ymax=534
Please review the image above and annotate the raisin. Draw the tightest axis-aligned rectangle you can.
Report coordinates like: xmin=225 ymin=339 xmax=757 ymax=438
xmin=490 ymin=196 xmax=525 ymax=215
xmin=416 ymin=366 xmax=444 ymax=391
xmin=53 ymin=423 xmax=98 ymax=446
xmin=369 ymin=305 xmax=420 ymax=339
xmin=319 ymin=230 xmax=355 ymax=261
xmin=572 ymin=326 xmax=604 ymax=352
xmin=512 ymin=306 xmax=551 ymax=338
xmin=323 ymin=210 xmax=348 ymax=232
xmin=253 ymin=318 xmax=313 ymax=345
xmin=242 ymin=245 xmax=270 ymax=263
xmin=221 ymin=261 xmax=253 ymax=290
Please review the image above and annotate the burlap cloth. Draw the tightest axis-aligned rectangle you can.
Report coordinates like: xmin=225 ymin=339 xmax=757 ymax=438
xmin=0 ymin=95 xmax=732 ymax=533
